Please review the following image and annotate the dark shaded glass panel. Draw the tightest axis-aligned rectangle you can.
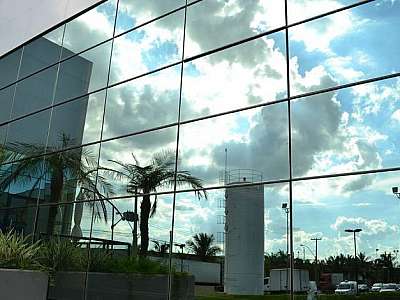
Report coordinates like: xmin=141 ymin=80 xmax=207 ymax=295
xmin=6 ymin=110 xmax=51 ymax=154
xmin=289 ymin=0 xmax=400 ymax=96
xmin=0 ymin=205 xmax=36 ymax=235
xmin=19 ymin=26 xmax=65 ymax=78
xmin=182 ymin=31 xmax=286 ymax=121
xmin=12 ymin=65 xmax=58 ymax=118
xmin=62 ymin=0 xmax=118 ymax=59
xmin=0 ymin=48 xmax=22 ymax=89
xmin=0 ymin=160 xmax=41 ymax=237
xmin=99 ymin=126 xmax=178 ymax=198
xmin=55 ymin=41 xmax=112 ymax=104
xmin=110 ymin=10 xmax=184 ymax=85
xmin=291 ymin=77 xmax=400 ymax=178
xmin=178 ymin=103 xmax=289 ymax=189
xmin=0 ymin=85 xmax=15 ymax=145
xmin=103 ymin=65 xmax=180 ymax=140
xmin=116 ymin=0 xmax=185 ymax=35
xmin=185 ymin=0 xmax=285 ymax=59
xmin=49 ymin=91 xmax=106 ymax=147
xmin=39 ymin=143 xmax=101 ymax=207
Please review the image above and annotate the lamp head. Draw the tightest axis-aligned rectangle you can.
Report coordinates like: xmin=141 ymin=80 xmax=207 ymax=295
xmin=392 ymin=186 xmax=399 ymax=194
xmin=122 ymin=211 xmax=136 ymax=222
xmin=282 ymin=203 xmax=288 ymax=209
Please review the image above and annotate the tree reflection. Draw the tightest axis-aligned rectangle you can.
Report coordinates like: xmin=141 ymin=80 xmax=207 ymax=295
xmin=0 ymin=134 xmax=112 ymax=236
xmin=103 ymin=149 xmax=207 ymax=256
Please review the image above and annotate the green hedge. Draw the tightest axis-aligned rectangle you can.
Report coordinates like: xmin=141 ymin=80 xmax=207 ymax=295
xmin=196 ymin=293 xmax=400 ymax=300
xmin=0 ymin=231 xmax=172 ymax=275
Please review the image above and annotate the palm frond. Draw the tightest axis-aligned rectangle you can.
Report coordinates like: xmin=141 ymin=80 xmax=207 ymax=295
xmin=149 ymin=194 xmax=157 ymax=218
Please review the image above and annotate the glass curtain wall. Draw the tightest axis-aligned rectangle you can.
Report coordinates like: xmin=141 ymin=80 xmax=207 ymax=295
xmin=0 ymin=0 xmax=399 ymax=299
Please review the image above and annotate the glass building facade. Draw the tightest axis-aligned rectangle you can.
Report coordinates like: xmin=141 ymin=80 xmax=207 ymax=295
xmin=0 ymin=0 xmax=400 ymax=298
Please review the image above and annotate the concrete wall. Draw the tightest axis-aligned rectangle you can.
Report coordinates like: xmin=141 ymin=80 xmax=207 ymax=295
xmin=51 ymin=272 xmax=194 ymax=300
xmin=0 ymin=269 xmax=48 ymax=300
xmin=0 ymin=0 xmax=103 ymax=56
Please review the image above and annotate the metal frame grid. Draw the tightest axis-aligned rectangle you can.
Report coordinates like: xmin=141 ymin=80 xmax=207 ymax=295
xmin=0 ymin=0 xmax=395 ymax=298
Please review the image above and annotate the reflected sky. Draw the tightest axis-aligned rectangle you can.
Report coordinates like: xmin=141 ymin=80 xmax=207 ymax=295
xmin=1 ymin=0 xmax=400 ymax=260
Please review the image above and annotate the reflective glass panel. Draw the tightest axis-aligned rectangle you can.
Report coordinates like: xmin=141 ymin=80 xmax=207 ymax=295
xmin=182 ymin=31 xmax=286 ymax=121
xmin=185 ymin=0 xmax=285 ymax=58
xmin=62 ymin=0 xmax=118 ymax=58
xmin=12 ymin=65 xmax=58 ymax=118
xmin=291 ymin=77 xmax=400 ymax=178
xmin=0 ymin=48 xmax=22 ymax=89
xmin=6 ymin=110 xmax=51 ymax=154
xmin=19 ymin=26 xmax=65 ymax=78
xmin=289 ymin=0 xmax=400 ymax=96
xmin=178 ymin=104 xmax=289 ymax=189
xmin=293 ymin=171 xmax=400 ymax=291
xmin=287 ymin=0 xmax=357 ymax=24
xmin=116 ymin=0 xmax=185 ymax=35
xmin=49 ymin=91 xmax=106 ymax=146
xmin=103 ymin=65 xmax=180 ymax=140
xmin=55 ymin=41 xmax=112 ymax=104
xmin=110 ymin=10 xmax=184 ymax=85
xmin=99 ymin=126 xmax=178 ymax=198
xmin=0 ymin=86 xmax=15 ymax=145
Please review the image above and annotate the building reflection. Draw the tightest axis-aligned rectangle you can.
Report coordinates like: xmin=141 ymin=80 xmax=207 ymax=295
xmin=0 ymin=37 xmax=93 ymax=237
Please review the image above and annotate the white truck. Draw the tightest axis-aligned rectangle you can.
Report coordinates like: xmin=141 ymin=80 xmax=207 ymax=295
xmin=265 ymin=269 xmax=310 ymax=293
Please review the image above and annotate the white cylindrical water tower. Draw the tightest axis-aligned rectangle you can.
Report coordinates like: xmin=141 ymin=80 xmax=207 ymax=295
xmin=224 ymin=169 xmax=264 ymax=295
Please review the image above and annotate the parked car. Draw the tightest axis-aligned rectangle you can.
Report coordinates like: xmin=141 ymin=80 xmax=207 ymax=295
xmin=358 ymin=284 xmax=369 ymax=293
xmin=380 ymin=283 xmax=398 ymax=293
xmin=371 ymin=283 xmax=383 ymax=292
xmin=334 ymin=281 xmax=357 ymax=295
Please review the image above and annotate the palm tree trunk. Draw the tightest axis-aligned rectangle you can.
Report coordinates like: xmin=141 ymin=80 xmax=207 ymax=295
xmin=139 ymin=191 xmax=151 ymax=256
xmin=46 ymin=170 xmax=63 ymax=236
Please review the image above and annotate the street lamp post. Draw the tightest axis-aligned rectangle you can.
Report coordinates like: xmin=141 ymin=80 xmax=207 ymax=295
xmin=282 ymin=203 xmax=290 ymax=255
xmin=345 ymin=228 xmax=362 ymax=281
xmin=127 ymin=186 xmax=139 ymax=257
xmin=282 ymin=203 xmax=290 ymax=292
xmin=311 ymin=238 xmax=322 ymax=286
xmin=300 ymin=240 xmax=321 ymax=286
xmin=77 ymin=186 xmax=135 ymax=253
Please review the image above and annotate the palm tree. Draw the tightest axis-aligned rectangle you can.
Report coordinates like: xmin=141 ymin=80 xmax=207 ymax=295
xmin=186 ymin=233 xmax=221 ymax=259
xmin=0 ymin=134 xmax=112 ymax=236
xmin=105 ymin=149 xmax=207 ymax=256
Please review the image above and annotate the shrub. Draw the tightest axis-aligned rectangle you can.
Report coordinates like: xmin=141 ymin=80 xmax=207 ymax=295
xmin=38 ymin=239 xmax=84 ymax=273
xmin=0 ymin=231 xmax=177 ymax=276
xmin=0 ymin=230 xmax=41 ymax=270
